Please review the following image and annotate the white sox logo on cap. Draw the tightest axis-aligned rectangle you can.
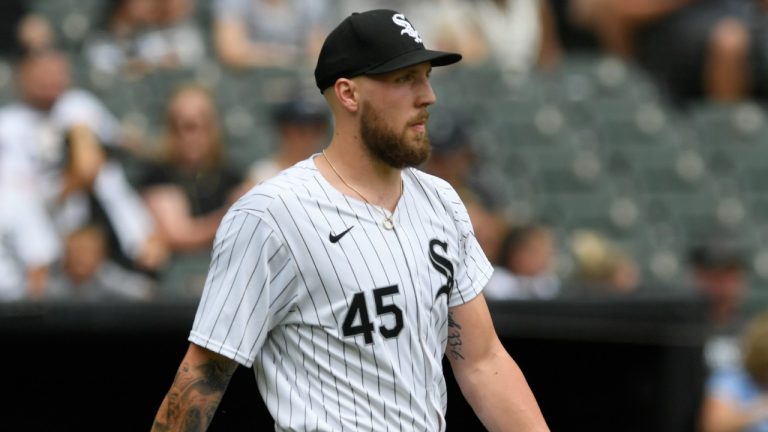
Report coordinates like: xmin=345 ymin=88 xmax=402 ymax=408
xmin=392 ymin=13 xmax=422 ymax=43
xmin=314 ymin=9 xmax=460 ymax=91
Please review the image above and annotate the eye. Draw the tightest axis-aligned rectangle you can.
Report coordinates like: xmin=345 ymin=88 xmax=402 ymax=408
xmin=396 ymin=73 xmax=414 ymax=83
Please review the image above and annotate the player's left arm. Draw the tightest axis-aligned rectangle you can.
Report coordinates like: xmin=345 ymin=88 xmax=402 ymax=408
xmin=447 ymin=293 xmax=549 ymax=431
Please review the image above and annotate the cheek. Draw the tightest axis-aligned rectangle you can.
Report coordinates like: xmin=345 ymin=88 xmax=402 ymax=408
xmin=373 ymin=96 xmax=409 ymax=127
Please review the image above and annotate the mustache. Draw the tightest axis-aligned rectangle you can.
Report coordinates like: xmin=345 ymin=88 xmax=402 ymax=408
xmin=408 ymin=112 xmax=429 ymax=125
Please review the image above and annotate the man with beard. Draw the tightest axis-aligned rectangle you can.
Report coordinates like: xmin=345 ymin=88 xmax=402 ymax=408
xmin=152 ymin=9 xmax=548 ymax=432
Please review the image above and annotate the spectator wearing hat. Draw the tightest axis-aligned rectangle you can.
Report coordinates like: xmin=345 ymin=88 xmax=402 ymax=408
xmin=687 ymin=230 xmax=751 ymax=372
xmin=688 ymin=231 xmax=749 ymax=327
xmin=247 ymin=95 xmax=330 ymax=185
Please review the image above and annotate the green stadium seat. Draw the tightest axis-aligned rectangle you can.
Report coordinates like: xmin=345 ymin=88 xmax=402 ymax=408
xmin=690 ymin=102 xmax=768 ymax=148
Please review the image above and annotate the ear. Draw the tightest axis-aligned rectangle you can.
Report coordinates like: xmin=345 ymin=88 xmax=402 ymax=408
xmin=333 ymin=78 xmax=359 ymax=113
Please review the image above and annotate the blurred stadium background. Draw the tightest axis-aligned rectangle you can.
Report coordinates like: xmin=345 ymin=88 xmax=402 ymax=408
xmin=8 ymin=0 xmax=767 ymax=291
xmin=4 ymin=0 xmax=768 ymax=431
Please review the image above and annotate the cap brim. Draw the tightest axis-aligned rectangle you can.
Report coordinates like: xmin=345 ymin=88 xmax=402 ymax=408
xmin=365 ymin=49 xmax=462 ymax=75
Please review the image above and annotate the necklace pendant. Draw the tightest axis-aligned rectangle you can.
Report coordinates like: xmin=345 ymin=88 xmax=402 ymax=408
xmin=382 ymin=218 xmax=395 ymax=230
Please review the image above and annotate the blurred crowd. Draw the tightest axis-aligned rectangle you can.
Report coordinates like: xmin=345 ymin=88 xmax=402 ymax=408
xmin=4 ymin=0 xmax=768 ymax=426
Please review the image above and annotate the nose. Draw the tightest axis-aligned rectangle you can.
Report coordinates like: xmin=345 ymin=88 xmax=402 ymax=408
xmin=418 ymin=76 xmax=437 ymax=107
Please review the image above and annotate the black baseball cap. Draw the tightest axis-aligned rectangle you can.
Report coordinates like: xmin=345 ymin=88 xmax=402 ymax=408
xmin=429 ymin=110 xmax=473 ymax=154
xmin=314 ymin=9 xmax=462 ymax=92
xmin=688 ymin=231 xmax=747 ymax=269
xmin=271 ymin=96 xmax=329 ymax=125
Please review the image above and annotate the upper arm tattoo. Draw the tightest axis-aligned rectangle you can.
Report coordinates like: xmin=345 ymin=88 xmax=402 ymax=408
xmin=153 ymin=354 xmax=238 ymax=432
xmin=447 ymin=311 xmax=464 ymax=361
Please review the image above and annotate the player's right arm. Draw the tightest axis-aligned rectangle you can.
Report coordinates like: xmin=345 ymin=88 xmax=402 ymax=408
xmin=151 ymin=343 xmax=239 ymax=432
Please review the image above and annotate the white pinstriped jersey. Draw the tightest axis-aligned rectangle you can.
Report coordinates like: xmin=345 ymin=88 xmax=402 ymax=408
xmin=189 ymin=156 xmax=493 ymax=431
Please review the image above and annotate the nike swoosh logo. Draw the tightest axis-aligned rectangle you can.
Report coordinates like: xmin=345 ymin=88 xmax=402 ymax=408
xmin=329 ymin=226 xmax=354 ymax=243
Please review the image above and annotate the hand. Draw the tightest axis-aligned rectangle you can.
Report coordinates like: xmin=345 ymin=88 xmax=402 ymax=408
xmin=135 ymin=233 xmax=170 ymax=271
xmin=63 ymin=125 xmax=106 ymax=195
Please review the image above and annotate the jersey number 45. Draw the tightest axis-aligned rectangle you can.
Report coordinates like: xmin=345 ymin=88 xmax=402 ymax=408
xmin=342 ymin=285 xmax=403 ymax=344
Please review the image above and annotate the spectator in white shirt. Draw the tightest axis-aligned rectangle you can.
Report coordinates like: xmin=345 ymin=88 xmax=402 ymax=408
xmin=0 ymin=174 xmax=60 ymax=301
xmin=0 ymin=49 xmax=166 ymax=274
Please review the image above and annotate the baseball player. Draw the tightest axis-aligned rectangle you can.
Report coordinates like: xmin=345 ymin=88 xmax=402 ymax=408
xmin=152 ymin=9 xmax=548 ymax=431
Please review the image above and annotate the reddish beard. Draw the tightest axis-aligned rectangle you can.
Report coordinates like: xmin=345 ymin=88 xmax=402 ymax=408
xmin=359 ymin=101 xmax=431 ymax=169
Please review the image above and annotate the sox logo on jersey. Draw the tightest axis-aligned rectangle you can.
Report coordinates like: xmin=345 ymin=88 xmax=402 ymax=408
xmin=429 ymin=239 xmax=455 ymax=302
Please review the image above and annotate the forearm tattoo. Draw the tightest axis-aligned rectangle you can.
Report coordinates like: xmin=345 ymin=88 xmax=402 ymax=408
xmin=152 ymin=356 xmax=238 ymax=432
xmin=447 ymin=311 xmax=464 ymax=361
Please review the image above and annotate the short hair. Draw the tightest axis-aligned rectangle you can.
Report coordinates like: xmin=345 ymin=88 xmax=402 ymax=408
xmin=497 ymin=224 xmax=549 ymax=267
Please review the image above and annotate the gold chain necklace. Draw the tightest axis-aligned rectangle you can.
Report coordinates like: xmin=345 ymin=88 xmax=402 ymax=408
xmin=322 ymin=149 xmax=402 ymax=230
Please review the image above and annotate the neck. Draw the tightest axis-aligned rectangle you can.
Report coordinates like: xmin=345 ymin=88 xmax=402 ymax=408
xmin=319 ymin=141 xmax=403 ymax=212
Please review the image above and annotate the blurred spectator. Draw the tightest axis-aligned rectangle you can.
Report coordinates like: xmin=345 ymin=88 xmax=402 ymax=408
xmin=701 ymin=310 xmax=768 ymax=432
xmin=0 ymin=174 xmax=60 ymax=301
xmin=47 ymin=225 xmax=155 ymax=301
xmin=422 ymin=109 xmax=508 ymax=260
xmin=0 ymin=49 xmax=164 ymax=274
xmin=0 ymin=1 xmax=54 ymax=58
xmin=248 ymin=95 xmax=329 ymax=184
xmin=547 ymin=0 xmax=601 ymax=53
xmin=688 ymin=230 xmax=749 ymax=326
xmin=137 ymin=0 xmax=206 ymax=71
xmin=421 ymin=0 xmax=562 ymax=74
xmin=86 ymin=0 xmax=205 ymax=77
xmin=84 ymin=0 xmax=157 ymax=77
xmin=137 ymin=84 xmax=245 ymax=255
xmin=687 ymin=230 xmax=751 ymax=371
xmin=336 ymin=0 xmax=413 ymax=15
xmin=484 ymin=223 xmax=561 ymax=300
xmin=212 ymin=0 xmax=331 ymax=69
xmin=572 ymin=0 xmax=767 ymax=104
xmin=565 ymin=230 xmax=640 ymax=295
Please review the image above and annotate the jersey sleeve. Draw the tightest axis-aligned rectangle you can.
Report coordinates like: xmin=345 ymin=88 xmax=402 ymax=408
xmin=438 ymin=182 xmax=494 ymax=308
xmin=189 ymin=208 xmax=298 ymax=367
